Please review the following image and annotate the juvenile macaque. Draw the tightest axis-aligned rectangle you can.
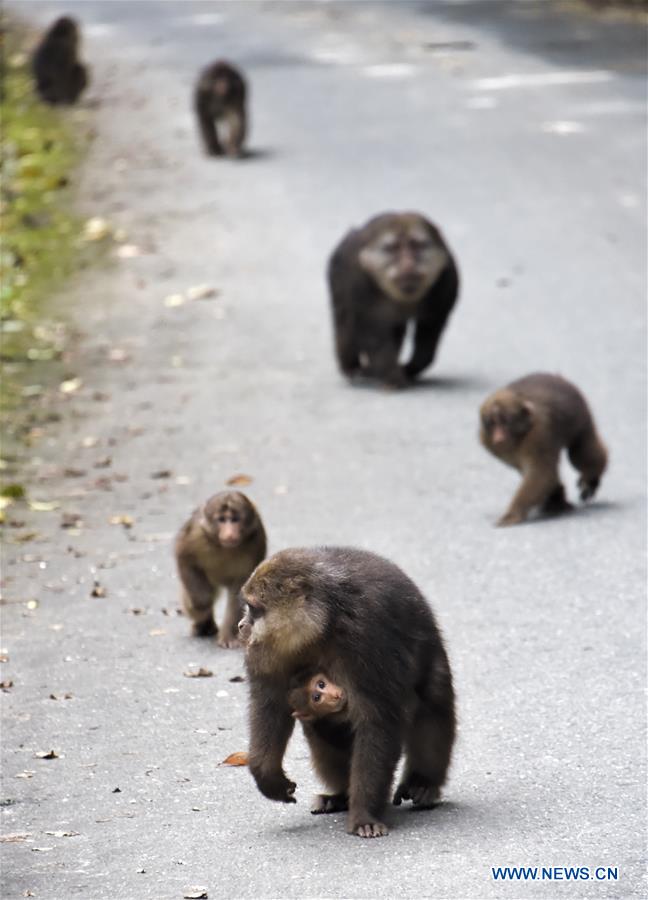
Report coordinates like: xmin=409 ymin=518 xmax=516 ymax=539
xmin=288 ymin=671 xmax=347 ymax=722
xmin=175 ymin=492 xmax=266 ymax=646
xmin=31 ymin=17 xmax=88 ymax=105
xmin=239 ymin=547 xmax=455 ymax=838
xmin=194 ymin=61 xmax=247 ymax=158
xmin=327 ymin=212 xmax=459 ymax=388
xmin=480 ymin=373 xmax=608 ymax=526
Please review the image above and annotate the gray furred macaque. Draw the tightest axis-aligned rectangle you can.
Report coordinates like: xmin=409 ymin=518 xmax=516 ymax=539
xmin=239 ymin=547 xmax=455 ymax=838
xmin=194 ymin=60 xmax=247 ymax=158
xmin=327 ymin=212 xmax=459 ymax=388
xmin=175 ymin=491 xmax=266 ymax=646
xmin=480 ymin=373 xmax=608 ymax=526
xmin=31 ymin=17 xmax=88 ymax=105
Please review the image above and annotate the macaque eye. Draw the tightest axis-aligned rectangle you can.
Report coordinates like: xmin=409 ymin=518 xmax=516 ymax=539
xmin=317 ymin=680 xmax=326 ymax=690
xmin=248 ymin=604 xmax=263 ymax=620
xmin=380 ymin=241 xmax=398 ymax=254
xmin=312 ymin=692 xmax=321 ymax=703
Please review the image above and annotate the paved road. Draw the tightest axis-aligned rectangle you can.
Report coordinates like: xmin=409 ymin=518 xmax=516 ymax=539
xmin=2 ymin=2 xmax=646 ymax=899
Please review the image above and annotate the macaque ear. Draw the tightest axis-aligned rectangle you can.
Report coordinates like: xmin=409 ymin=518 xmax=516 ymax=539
xmin=522 ymin=400 xmax=535 ymax=418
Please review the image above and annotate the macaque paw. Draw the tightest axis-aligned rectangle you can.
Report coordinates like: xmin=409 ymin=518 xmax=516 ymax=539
xmin=393 ymin=778 xmax=440 ymax=808
xmin=496 ymin=511 xmax=524 ymax=527
xmin=193 ymin=619 xmax=218 ymax=638
xmin=349 ymin=819 xmax=389 ymax=838
xmin=311 ymin=793 xmax=348 ymax=814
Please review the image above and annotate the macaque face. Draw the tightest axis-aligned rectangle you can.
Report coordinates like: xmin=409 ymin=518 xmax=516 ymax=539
xmin=358 ymin=218 xmax=448 ymax=305
xmin=294 ymin=674 xmax=346 ymax=721
xmin=481 ymin=394 xmax=534 ymax=450
xmin=201 ymin=492 xmax=254 ymax=549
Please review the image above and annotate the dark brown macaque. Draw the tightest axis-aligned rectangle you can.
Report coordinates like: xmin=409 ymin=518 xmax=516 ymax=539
xmin=239 ymin=547 xmax=455 ymax=838
xmin=288 ymin=672 xmax=347 ymax=722
xmin=194 ymin=61 xmax=247 ymax=158
xmin=327 ymin=212 xmax=459 ymax=388
xmin=175 ymin=492 xmax=266 ymax=646
xmin=480 ymin=373 xmax=608 ymax=527
xmin=31 ymin=17 xmax=88 ymax=105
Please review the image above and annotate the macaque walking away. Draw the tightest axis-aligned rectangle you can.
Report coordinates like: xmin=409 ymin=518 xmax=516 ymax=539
xmin=480 ymin=373 xmax=608 ymax=526
xmin=327 ymin=212 xmax=459 ymax=388
xmin=31 ymin=17 xmax=88 ymax=105
xmin=288 ymin=672 xmax=347 ymax=722
xmin=239 ymin=547 xmax=455 ymax=838
xmin=194 ymin=61 xmax=247 ymax=158
xmin=175 ymin=491 xmax=266 ymax=646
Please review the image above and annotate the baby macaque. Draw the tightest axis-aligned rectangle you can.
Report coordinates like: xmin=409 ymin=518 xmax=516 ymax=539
xmin=288 ymin=672 xmax=347 ymax=722
xmin=175 ymin=491 xmax=266 ymax=646
xmin=480 ymin=373 xmax=608 ymax=526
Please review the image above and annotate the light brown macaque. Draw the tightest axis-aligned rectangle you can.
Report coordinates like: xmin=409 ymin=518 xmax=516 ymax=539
xmin=288 ymin=672 xmax=347 ymax=722
xmin=327 ymin=212 xmax=459 ymax=388
xmin=194 ymin=60 xmax=247 ymax=158
xmin=239 ymin=547 xmax=455 ymax=838
xmin=175 ymin=492 xmax=266 ymax=646
xmin=480 ymin=373 xmax=608 ymax=527
xmin=31 ymin=17 xmax=88 ymax=105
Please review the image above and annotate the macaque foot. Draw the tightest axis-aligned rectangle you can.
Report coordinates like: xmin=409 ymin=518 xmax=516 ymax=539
xmin=217 ymin=634 xmax=242 ymax=649
xmin=578 ymin=475 xmax=600 ymax=502
xmin=496 ymin=510 xmax=525 ymax=527
xmin=192 ymin=618 xmax=218 ymax=638
xmin=542 ymin=484 xmax=573 ymax=516
xmin=393 ymin=776 xmax=440 ymax=808
xmin=348 ymin=816 xmax=389 ymax=838
xmin=254 ymin=770 xmax=297 ymax=804
xmin=311 ymin=793 xmax=348 ymax=814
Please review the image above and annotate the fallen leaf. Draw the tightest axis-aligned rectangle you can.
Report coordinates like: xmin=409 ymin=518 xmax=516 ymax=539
xmin=61 ymin=512 xmax=83 ymax=529
xmin=221 ymin=751 xmax=248 ymax=767
xmin=225 ymin=474 xmax=253 ymax=487
xmin=34 ymin=750 xmax=59 ymax=760
xmin=43 ymin=830 xmax=80 ymax=837
xmin=186 ymin=284 xmax=218 ymax=301
xmin=0 ymin=680 xmax=14 ymax=691
xmin=216 ymin=690 xmax=229 ymax=698
xmin=83 ymin=217 xmax=111 ymax=241
xmin=49 ymin=693 xmax=73 ymax=700
xmin=150 ymin=469 xmax=172 ymax=479
xmin=184 ymin=889 xmax=208 ymax=899
xmin=164 ymin=293 xmax=186 ymax=308
xmin=0 ymin=497 xmax=15 ymax=511
xmin=31 ymin=846 xmax=53 ymax=852
xmin=59 ymin=377 xmax=82 ymax=394
xmin=81 ymin=436 xmax=99 ymax=448
xmin=0 ymin=833 xmax=31 ymax=843
xmin=15 ymin=532 xmax=39 ymax=543
xmin=116 ymin=244 xmax=142 ymax=259
xmin=228 ymin=675 xmax=245 ymax=683
xmin=15 ymin=771 xmax=35 ymax=779
xmin=90 ymin=581 xmax=106 ymax=598
xmin=94 ymin=456 xmax=112 ymax=469
xmin=28 ymin=500 xmax=60 ymax=512
xmin=127 ymin=607 xmax=146 ymax=616
xmin=26 ymin=600 xmax=39 ymax=610
xmin=0 ymin=653 xmax=8 ymax=663
xmin=175 ymin=475 xmax=192 ymax=485
xmin=63 ymin=468 xmax=87 ymax=478
xmin=183 ymin=667 xmax=213 ymax=679
xmin=107 ymin=347 xmax=131 ymax=362
xmin=136 ymin=867 xmax=146 ymax=873
xmin=109 ymin=515 xmax=133 ymax=528
xmin=149 ymin=629 xmax=166 ymax=637
xmin=112 ymin=787 xmax=121 ymax=793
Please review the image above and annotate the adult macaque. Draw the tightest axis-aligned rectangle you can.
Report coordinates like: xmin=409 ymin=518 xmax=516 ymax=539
xmin=239 ymin=547 xmax=455 ymax=838
xmin=194 ymin=61 xmax=247 ymax=158
xmin=288 ymin=671 xmax=347 ymax=722
xmin=327 ymin=212 xmax=459 ymax=388
xmin=480 ymin=373 xmax=608 ymax=526
xmin=175 ymin=492 xmax=266 ymax=646
xmin=31 ymin=17 xmax=88 ymax=105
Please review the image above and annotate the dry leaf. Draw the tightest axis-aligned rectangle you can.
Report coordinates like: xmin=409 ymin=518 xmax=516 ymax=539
xmin=63 ymin=468 xmax=86 ymax=478
xmin=49 ymin=693 xmax=73 ymax=700
xmin=149 ymin=629 xmax=166 ymax=637
xmin=34 ymin=750 xmax=59 ymax=759
xmin=109 ymin=515 xmax=133 ymax=528
xmin=83 ymin=217 xmax=111 ymax=241
xmin=44 ymin=830 xmax=79 ymax=837
xmin=15 ymin=532 xmax=39 ymax=543
xmin=225 ymin=474 xmax=253 ymax=487
xmin=186 ymin=284 xmax=218 ymax=301
xmin=164 ymin=293 xmax=186 ymax=308
xmin=94 ymin=456 xmax=112 ymax=469
xmin=0 ymin=833 xmax=31 ymax=843
xmin=15 ymin=771 xmax=35 ymax=779
xmin=183 ymin=667 xmax=213 ymax=679
xmin=116 ymin=244 xmax=142 ymax=259
xmin=107 ymin=347 xmax=131 ymax=362
xmin=81 ymin=436 xmax=99 ymax=448
xmin=61 ymin=512 xmax=83 ymax=529
xmin=150 ymin=469 xmax=172 ymax=479
xmin=28 ymin=500 xmax=59 ymax=512
xmin=0 ymin=680 xmax=14 ymax=690
xmin=90 ymin=581 xmax=106 ymax=598
xmin=0 ymin=653 xmax=8 ymax=663
xmin=0 ymin=497 xmax=14 ymax=511
xmin=31 ymin=846 xmax=53 ymax=852
xmin=221 ymin=751 xmax=248 ymax=767
xmin=229 ymin=675 xmax=245 ymax=683
xmin=59 ymin=377 xmax=82 ymax=394
xmin=184 ymin=889 xmax=208 ymax=899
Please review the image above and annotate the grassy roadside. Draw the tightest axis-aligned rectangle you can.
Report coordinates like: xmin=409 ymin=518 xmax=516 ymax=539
xmin=0 ymin=17 xmax=100 ymax=505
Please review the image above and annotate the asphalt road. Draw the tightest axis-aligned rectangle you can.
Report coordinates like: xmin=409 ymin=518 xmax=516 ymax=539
xmin=2 ymin=2 xmax=646 ymax=899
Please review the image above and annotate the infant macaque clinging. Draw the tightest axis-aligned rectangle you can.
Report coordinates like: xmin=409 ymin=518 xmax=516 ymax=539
xmin=175 ymin=491 xmax=266 ymax=645
xmin=480 ymin=373 xmax=608 ymax=526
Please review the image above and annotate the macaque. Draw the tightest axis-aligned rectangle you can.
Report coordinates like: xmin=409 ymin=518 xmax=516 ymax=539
xmin=327 ymin=212 xmax=459 ymax=388
xmin=175 ymin=491 xmax=266 ymax=646
xmin=288 ymin=671 xmax=347 ymax=722
xmin=239 ymin=547 xmax=455 ymax=838
xmin=480 ymin=373 xmax=608 ymax=526
xmin=31 ymin=17 xmax=88 ymax=105
xmin=194 ymin=61 xmax=247 ymax=158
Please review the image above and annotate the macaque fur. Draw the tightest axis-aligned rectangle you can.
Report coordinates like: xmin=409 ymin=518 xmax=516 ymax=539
xmin=175 ymin=491 xmax=266 ymax=646
xmin=31 ymin=17 xmax=88 ymax=105
xmin=327 ymin=212 xmax=459 ymax=388
xmin=288 ymin=671 xmax=347 ymax=722
xmin=239 ymin=547 xmax=455 ymax=838
xmin=194 ymin=60 xmax=247 ymax=158
xmin=480 ymin=373 xmax=608 ymax=526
